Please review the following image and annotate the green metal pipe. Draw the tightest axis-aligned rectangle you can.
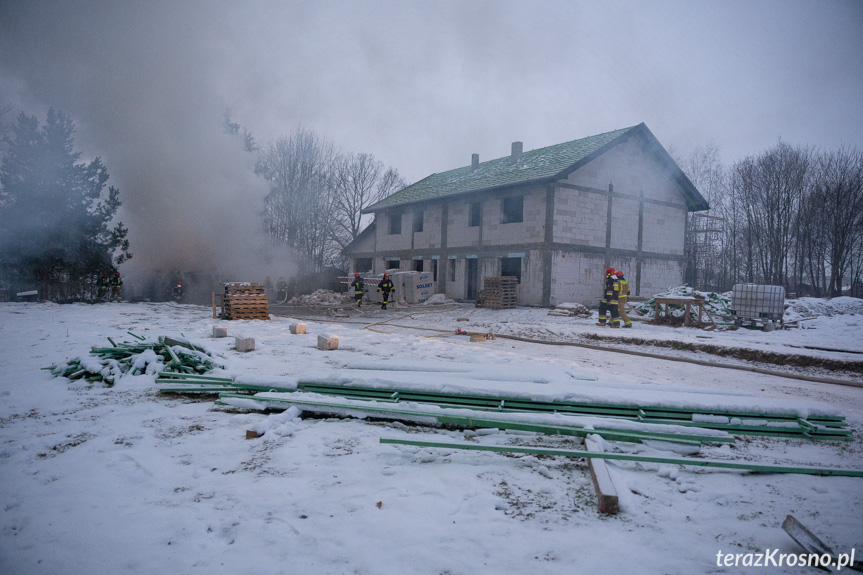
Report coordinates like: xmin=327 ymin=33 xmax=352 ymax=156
xmin=217 ymin=393 xmax=728 ymax=445
xmin=379 ymin=438 xmax=863 ymax=477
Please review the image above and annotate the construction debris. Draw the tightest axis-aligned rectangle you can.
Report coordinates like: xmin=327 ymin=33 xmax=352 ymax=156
xmin=287 ymin=289 xmax=349 ymax=306
xmin=48 ymin=333 xmax=221 ymax=385
xmin=632 ymin=286 xmax=733 ymax=322
xmin=548 ymin=302 xmax=592 ymax=318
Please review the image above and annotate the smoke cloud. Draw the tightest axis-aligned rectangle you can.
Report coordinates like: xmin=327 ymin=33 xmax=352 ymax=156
xmin=1 ymin=0 xmax=862 ymax=299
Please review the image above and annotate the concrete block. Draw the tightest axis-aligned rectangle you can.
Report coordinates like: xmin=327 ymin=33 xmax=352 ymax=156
xmin=290 ymin=323 xmax=306 ymax=334
xmin=213 ymin=326 xmax=228 ymax=338
xmin=317 ymin=334 xmax=339 ymax=351
xmin=235 ymin=336 xmax=255 ymax=352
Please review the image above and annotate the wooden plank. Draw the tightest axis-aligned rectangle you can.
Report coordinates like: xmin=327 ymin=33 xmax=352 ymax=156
xmin=585 ymin=435 xmax=619 ymax=515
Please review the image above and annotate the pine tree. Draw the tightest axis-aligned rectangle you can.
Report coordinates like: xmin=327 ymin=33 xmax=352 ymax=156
xmin=0 ymin=108 xmax=132 ymax=301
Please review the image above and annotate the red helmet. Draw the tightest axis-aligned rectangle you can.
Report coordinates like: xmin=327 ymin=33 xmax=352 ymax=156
xmin=605 ymin=267 xmax=615 ymax=275
xmin=383 ymin=273 xmax=389 ymax=277
xmin=354 ymin=272 xmax=360 ymax=277
xmin=616 ymin=271 xmax=624 ymax=277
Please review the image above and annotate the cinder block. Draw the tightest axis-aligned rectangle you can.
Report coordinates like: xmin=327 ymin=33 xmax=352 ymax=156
xmin=289 ymin=323 xmax=306 ymax=334
xmin=317 ymin=334 xmax=339 ymax=350
xmin=213 ymin=326 xmax=228 ymax=338
xmin=235 ymin=336 xmax=255 ymax=352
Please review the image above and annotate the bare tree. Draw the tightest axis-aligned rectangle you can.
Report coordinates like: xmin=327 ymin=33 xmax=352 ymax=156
xmin=731 ymin=142 xmax=811 ymax=286
xmin=330 ymin=153 xmax=405 ymax=251
xmin=255 ymin=128 xmax=336 ymax=272
xmin=681 ymin=142 xmax=727 ymax=290
xmin=812 ymin=147 xmax=863 ymax=295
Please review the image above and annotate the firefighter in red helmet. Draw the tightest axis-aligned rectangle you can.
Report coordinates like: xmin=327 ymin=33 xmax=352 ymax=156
xmin=349 ymin=272 xmax=364 ymax=308
xmin=596 ymin=267 xmax=620 ymax=328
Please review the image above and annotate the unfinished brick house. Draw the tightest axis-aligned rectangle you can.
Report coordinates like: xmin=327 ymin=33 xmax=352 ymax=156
xmin=344 ymin=123 xmax=708 ymax=307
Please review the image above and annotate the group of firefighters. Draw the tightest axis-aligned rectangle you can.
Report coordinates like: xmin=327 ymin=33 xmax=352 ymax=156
xmin=349 ymin=272 xmax=394 ymax=310
xmin=99 ymin=271 xmax=123 ymax=302
xmin=596 ymin=266 xmax=632 ymax=328
xmin=99 ymin=271 xmax=190 ymax=303
xmin=345 ymin=267 xmax=629 ymax=325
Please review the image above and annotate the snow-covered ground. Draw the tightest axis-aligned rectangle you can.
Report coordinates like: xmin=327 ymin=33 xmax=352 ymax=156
xmin=1 ymin=298 xmax=862 ymax=574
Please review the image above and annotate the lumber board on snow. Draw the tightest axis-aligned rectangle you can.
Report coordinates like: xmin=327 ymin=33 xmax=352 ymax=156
xmin=585 ymin=435 xmax=619 ymax=515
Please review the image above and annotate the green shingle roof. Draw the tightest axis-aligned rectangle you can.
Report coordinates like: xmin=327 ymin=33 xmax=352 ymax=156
xmin=365 ymin=123 xmax=708 ymax=213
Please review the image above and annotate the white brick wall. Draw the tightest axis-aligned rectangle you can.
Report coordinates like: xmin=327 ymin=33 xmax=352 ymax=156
xmin=642 ymin=203 xmax=685 ymax=255
xmin=640 ymin=260 xmax=684 ymax=298
xmin=482 ymin=186 xmax=546 ymax=246
xmin=549 ymin=252 xmax=607 ymax=306
xmin=553 ymin=188 xmax=606 ymax=246
xmin=446 ymin=199 xmax=481 ymax=248
xmin=609 ymin=196 xmax=640 ymax=251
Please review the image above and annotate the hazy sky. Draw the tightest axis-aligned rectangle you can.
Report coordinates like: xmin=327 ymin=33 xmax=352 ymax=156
xmin=1 ymin=0 xmax=862 ymax=277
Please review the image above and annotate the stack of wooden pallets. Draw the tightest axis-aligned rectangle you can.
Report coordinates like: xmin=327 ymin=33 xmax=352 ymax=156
xmin=476 ymin=276 xmax=518 ymax=309
xmin=219 ymin=282 xmax=270 ymax=320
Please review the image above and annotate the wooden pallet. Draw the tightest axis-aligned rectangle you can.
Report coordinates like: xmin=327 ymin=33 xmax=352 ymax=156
xmin=476 ymin=276 xmax=518 ymax=309
xmin=219 ymin=283 xmax=270 ymax=320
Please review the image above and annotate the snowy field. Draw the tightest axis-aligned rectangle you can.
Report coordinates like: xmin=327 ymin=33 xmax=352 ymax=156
xmin=1 ymin=298 xmax=862 ymax=574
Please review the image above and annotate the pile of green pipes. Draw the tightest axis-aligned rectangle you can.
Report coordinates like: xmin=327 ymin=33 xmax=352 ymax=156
xmin=46 ymin=332 xmax=220 ymax=386
xmin=215 ymin=381 xmax=851 ymax=442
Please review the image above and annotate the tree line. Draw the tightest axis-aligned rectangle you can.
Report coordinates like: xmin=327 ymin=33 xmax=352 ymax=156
xmin=252 ymin=126 xmax=405 ymax=274
xmin=0 ymin=107 xmax=131 ymax=302
xmin=682 ymin=142 xmax=863 ymax=297
xmin=0 ymin=107 xmax=404 ymax=301
xmin=2 ymin=104 xmax=860 ymax=302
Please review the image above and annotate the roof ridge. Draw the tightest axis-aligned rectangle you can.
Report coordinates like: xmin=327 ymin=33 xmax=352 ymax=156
xmin=362 ymin=123 xmax=697 ymax=214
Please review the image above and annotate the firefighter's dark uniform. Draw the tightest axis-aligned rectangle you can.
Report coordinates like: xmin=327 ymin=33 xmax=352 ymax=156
xmin=110 ymin=272 xmax=123 ymax=302
xmin=173 ymin=281 xmax=185 ymax=302
xmin=616 ymin=272 xmax=632 ymax=327
xmin=377 ymin=275 xmax=395 ymax=310
xmin=350 ymin=276 xmax=364 ymax=307
xmin=596 ymin=272 xmax=620 ymax=328
xmin=276 ymin=278 xmax=287 ymax=302
xmin=99 ymin=272 xmax=110 ymax=302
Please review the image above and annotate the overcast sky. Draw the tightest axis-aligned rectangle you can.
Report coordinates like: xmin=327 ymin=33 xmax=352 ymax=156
xmin=1 ymin=0 xmax=862 ymax=276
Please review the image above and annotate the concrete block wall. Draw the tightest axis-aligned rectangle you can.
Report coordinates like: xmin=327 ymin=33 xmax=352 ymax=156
xmin=549 ymin=252 xmax=606 ymax=306
xmin=609 ymin=196 xmax=640 ymax=251
xmin=446 ymin=258 xmax=466 ymax=299
xmin=445 ymin=199 xmax=481 ymax=248
xmin=560 ymin=139 xmax=688 ymax=253
xmin=642 ymin=203 xmax=685 ymax=256
xmin=553 ymin=188 xmax=607 ymax=246
xmin=375 ymin=257 xmax=402 ymax=273
xmin=518 ymin=251 xmax=542 ymax=305
xmin=411 ymin=205 xmax=442 ymax=249
xmin=481 ymin=186 xmax=546 ymax=246
xmin=640 ymin=259 xmax=684 ymax=298
xmin=375 ymin=213 xmax=411 ymax=252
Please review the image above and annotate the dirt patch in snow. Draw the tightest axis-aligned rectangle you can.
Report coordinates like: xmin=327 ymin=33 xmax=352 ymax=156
xmin=581 ymin=333 xmax=863 ymax=375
